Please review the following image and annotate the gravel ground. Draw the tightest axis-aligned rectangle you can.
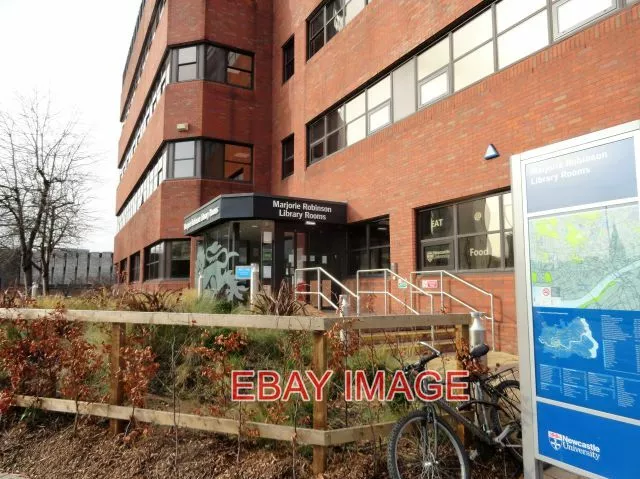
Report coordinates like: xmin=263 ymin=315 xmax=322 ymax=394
xmin=0 ymin=414 xmax=522 ymax=479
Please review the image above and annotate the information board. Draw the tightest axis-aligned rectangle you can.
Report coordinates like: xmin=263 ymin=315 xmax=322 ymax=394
xmin=512 ymin=121 xmax=640 ymax=479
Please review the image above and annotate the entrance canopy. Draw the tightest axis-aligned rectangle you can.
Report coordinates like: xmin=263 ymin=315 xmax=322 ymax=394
xmin=184 ymin=193 xmax=348 ymax=236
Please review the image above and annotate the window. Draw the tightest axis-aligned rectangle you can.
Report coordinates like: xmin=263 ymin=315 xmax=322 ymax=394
xmin=118 ymin=258 xmax=128 ymax=283
xmin=282 ymin=135 xmax=294 ymax=178
xmin=283 ymin=37 xmax=295 ymax=82
xmin=144 ymin=243 xmax=164 ymax=280
xmin=348 ymin=217 xmax=391 ymax=275
xmin=205 ymin=45 xmax=253 ymax=88
xmin=367 ymin=76 xmax=391 ymax=133
xmin=453 ymin=10 xmax=495 ymax=91
xmin=169 ymin=240 xmax=190 ymax=278
xmin=202 ymin=140 xmax=253 ymax=182
xmin=418 ymin=192 xmax=513 ymax=271
xmin=130 ymin=253 xmax=141 ymax=283
xmin=227 ymin=51 xmax=253 ymax=88
xmin=307 ymin=0 xmax=372 ymax=59
xmin=392 ymin=60 xmax=417 ymax=122
xmin=304 ymin=0 xmax=628 ymax=164
xmin=498 ymin=10 xmax=549 ymax=68
xmin=553 ymin=0 xmax=615 ymax=38
xmin=177 ymin=46 xmax=198 ymax=81
xmin=173 ymin=141 xmax=196 ymax=178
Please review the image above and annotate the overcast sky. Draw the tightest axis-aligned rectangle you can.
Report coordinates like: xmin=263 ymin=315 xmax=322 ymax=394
xmin=0 ymin=0 xmax=141 ymax=252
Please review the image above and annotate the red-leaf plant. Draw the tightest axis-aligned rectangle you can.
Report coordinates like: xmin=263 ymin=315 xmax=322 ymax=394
xmin=185 ymin=330 xmax=246 ymax=414
xmin=119 ymin=329 xmax=160 ymax=409
xmin=0 ymin=308 xmax=103 ymax=423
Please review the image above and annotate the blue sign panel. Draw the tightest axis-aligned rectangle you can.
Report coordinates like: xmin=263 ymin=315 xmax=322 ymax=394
xmin=537 ymin=402 xmax=638 ymax=479
xmin=525 ymin=138 xmax=637 ymax=213
xmin=235 ymin=265 xmax=252 ymax=280
xmin=533 ymin=307 xmax=640 ymax=421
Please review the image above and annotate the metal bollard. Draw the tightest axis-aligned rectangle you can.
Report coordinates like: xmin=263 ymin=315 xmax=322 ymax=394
xmin=469 ymin=311 xmax=488 ymax=366
xmin=250 ymin=263 xmax=260 ymax=306
xmin=339 ymin=294 xmax=350 ymax=317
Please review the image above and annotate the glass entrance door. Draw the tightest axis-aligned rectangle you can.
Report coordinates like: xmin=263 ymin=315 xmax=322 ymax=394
xmin=282 ymin=231 xmax=307 ymax=286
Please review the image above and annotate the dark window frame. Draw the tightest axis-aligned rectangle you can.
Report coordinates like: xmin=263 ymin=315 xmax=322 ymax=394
xmin=177 ymin=46 xmax=198 ymax=82
xmin=417 ymin=191 xmax=513 ymax=273
xmin=167 ymin=239 xmax=191 ymax=279
xmin=130 ymin=252 xmax=141 ymax=283
xmin=204 ymin=43 xmax=254 ymax=89
xmin=282 ymin=135 xmax=295 ymax=179
xmin=307 ymin=0 xmax=372 ymax=60
xmin=164 ymin=138 xmax=254 ymax=184
xmin=282 ymin=36 xmax=295 ymax=82
xmin=144 ymin=243 xmax=164 ymax=281
xmin=348 ymin=217 xmax=391 ymax=276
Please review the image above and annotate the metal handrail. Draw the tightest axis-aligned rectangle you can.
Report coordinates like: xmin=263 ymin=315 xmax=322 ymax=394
xmin=356 ymin=269 xmax=434 ymax=316
xmin=294 ymin=267 xmax=359 ymax=314
xmin=410 ymin=270 xmax=495 ymax=350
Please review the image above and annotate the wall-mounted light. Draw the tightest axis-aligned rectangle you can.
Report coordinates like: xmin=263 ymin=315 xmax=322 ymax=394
xmin=484 ymin=144 xmax=500 ymax=160
xmin=177 ymin=123 xmax=190 ymax=132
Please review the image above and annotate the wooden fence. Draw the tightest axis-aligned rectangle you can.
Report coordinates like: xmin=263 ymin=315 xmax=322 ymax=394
xmin=0 ymin=309 xmax=471 ymax=474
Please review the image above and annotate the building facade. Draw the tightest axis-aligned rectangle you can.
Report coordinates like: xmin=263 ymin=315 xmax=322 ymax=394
xmin=114 ymin=0 xmax=640 ymax=353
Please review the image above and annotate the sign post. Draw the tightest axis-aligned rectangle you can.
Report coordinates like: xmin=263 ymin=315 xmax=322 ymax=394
xmin=512 ymin=121 xmax=640 ymax=478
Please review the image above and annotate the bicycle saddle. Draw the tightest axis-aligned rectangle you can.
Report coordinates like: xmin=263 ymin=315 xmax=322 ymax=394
xmin=469 ymin=344 xmax=490 ymax=359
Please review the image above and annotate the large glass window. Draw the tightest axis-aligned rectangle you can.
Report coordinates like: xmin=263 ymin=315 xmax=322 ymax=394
xmin=304 ymin=0 xmax=628 ymax=164
xmin=348 ymin=217 xmax=391 ymax=275
xmin=227 ymin=52 xmax=253 ymax=88
xmin=173 ymin=141 xmax=196 ymax=178
xmin=282 ymin=135 xmax=294 ymax=178
xmin=130 ymin=253 xmax=141 ymax=283
xmin=498 ymin=10 xmax=549 ymax=68
xmin=553 ymin=0 xmax=615 ymax=38
xmin=144 ymin=243 xmax=163 ymax=280
xmin=283 ymin=37 xmax=295 ymax=82
xmin=392 ymin=60 xmax=417 ymax=121
xmin=169 ymin=240 xmax=190 ymax=279
xmin=204 ymin=45 xmax=254 ymax=88
xmin=177 ymin=46 xmax=198 ymax=81
xmin=418 ymin=192 xmax=513 ymax=271
xmin=202 ymin=140 xmax=252 ymax=182
xmin=307 ymin=0 xmax=372 ymax=59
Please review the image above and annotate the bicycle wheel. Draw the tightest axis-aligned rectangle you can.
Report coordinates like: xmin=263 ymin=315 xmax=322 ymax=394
xmin=491 ymin=379 xmax=522 ymax=462
xmin=387 ymin=409 xmax=470 ymax=479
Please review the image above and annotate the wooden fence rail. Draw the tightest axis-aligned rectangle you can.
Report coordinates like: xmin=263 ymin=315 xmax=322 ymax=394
xmin=1 ymin=308 xmax=471 ymax=474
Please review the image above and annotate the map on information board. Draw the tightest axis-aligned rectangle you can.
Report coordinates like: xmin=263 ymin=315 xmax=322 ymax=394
xmin=529 ymin=203 xmax=640 ymax=311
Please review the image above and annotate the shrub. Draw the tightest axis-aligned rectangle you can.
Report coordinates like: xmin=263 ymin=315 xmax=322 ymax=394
xmin=251 ymin=282 xmax=307 ymax=316
xmin=121 ymin=289 xmax=182 ymax=312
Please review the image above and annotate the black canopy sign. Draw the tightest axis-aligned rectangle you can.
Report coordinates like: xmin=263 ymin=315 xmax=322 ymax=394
xmin=184 ymin=193 xmax=347 ymax=235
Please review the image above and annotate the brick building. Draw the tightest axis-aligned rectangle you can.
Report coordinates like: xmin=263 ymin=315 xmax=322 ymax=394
xmin=114 ymin=0 xmax=640 ymax=353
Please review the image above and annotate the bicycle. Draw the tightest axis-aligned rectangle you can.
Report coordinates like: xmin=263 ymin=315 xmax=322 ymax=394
xmin=386 ymin=342 xmax=522 ymax=479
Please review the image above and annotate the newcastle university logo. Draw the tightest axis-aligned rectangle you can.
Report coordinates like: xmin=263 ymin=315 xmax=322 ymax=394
xmin=547 ymin=430 xmax=601 ymax=461
xmin=548 ymin=431 xmax=563 ymax=451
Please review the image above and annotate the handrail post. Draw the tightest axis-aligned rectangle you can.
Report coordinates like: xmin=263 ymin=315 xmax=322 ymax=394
xmin=312 ymin=329 xmax=328 ymax=475
xmin=384 ymin=269 xmax=388 ymax=315
xmin=109 ymin=323 xmax=126 ymax=435
xmin=490 ymin=294 xmax=496 ymax=351
xmin=440 ymin=271 xmax=444 ymax=313
xmin=317 ymin=269 xmax=321 ymax=311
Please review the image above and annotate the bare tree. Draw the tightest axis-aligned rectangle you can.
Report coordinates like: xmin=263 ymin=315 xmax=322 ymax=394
xmin=0 ymin=92 xmax=93 ymax=295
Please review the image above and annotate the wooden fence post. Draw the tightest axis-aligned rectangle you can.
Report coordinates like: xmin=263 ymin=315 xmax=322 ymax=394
xmin=455 ymin=322 xmax=471 ymax=445
xmin=109 ymin=323 xmax=126 ymax=435
xmin=312 ymin=330 xmax=328 ymax=475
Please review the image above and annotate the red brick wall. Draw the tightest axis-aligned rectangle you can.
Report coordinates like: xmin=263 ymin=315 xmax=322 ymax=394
xmin=269 ymin=3 xmax=640 ymax=354
xmin=115 ymin=1 xmax=640 ymax=353
xmin=121 ymin=0 xmax=161 ymax=113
